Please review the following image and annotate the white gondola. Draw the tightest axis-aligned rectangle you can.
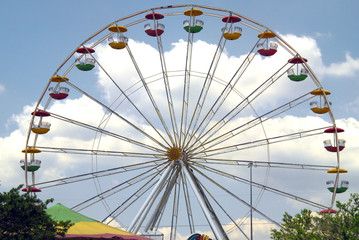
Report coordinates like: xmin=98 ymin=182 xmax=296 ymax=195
xmin=49 ymin=87 xmax=69 ymax=94
xmin=326 ymin=180 xmax=334 ymax=188
xmin=108 ymin=35 xmax=128 ymax=49
xmin=338 ymin=139 xmax=346 ymax=147
xmin=20 ymin=159 xmax=41 ymax=166
xmin=32 ymin=121 xmax=51 ymax=129
xmin=326 ymin=180 xmax=349 ymax=188
xmin=108 ymin=35 xmax=128 ymax=44
xmin=145 ymin=23 xmax=165 ymax=36
xmin=287 ymin=68 xmax=295 ymax=76
xmin=324 ymin=101 xmax=332 ymax=108
xmin=144 ymin=23 xmax=151 ymax=31
xmin=323 ymin=139 xmax=332 ymax=148
xmin=195 ymin=20 xmax=204 ymax=27
xmin=323 ymin=139 xmax=346 ymax=148
xmin=326 ymin=180 xmax=349 ymax=193
xmin=59 ymin=87 xmax=69 ymax=94
xmin=310 ymin=101 xmax=332 ymax=108
xmin=75 ymin=57 xmax=95 ymax=71
xmin=49 ymin=87 xmax=69 ymax=100
xmin=31 ymin=122 xmax=51 ymax=134
xmin=300 ymin=68 xmax=308 ymax=76
xmin=257 ymin=43 xmax=264 ymax=51
xmin=49 ymin=87 xmax=55 ymax=94
xmin=157 ymin=23 xmax=165 ymax=31
xmin=145 ymin=23 xmax=165 ymax=31
xmin=183 ymin=20 xmax=204 ymax=28
xmin=222 ymin=26 xmax=242 ymax=40
xmin=183 ymin=20 xmax=190 ymax=27
xmin=85 ymin=58 xmax=95 ymax=65
xmin=341 ymin=180 xmax=349 ymax=188
xmin=233 ymin=26 xmax=242 ymax=33
xmin=20 ymin=159 xmax=42 ymax=171
xmin=269 ymin=42 xmax=278 ymax=50
xmin=108 ymin=35 xmax=128 ymax=45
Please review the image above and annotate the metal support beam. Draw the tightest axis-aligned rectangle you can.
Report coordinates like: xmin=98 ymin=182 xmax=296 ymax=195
xmin=128 ymin=161 xmax=174 ymax=233
xmin=179 ymin=158 xmax=228 ymax=240
xmin=144 ymin=166 xmax=180 ymax=232
xmin=249 ymin=162 xmax=253 ymax=240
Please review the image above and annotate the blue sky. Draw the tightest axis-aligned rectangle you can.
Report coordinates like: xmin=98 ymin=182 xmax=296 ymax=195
xmin=1 ymin=1 xmax=359 ymax=239
xmin=1 ymin=0 xmax=359 ymax=134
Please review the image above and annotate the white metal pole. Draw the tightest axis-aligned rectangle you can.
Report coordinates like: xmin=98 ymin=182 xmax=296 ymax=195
xmin=144 ymin=167 xmax=179 ymax=232
xmin=180 ymin=159 xmax=228 ymax=240
xmin=128 ymin=161 xmax=174 ymax=233
xmin=249 ymin=162 xmax=253 ymax=240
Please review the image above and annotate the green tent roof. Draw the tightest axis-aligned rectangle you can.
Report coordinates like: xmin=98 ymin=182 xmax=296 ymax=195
xmin=46 ymin=203 xmax=97 ymax=223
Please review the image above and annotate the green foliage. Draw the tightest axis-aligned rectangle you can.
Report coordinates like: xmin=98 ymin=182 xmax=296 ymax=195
xmin=0 ymin=185 xmax=73 ymax=240
xmin=271 ymin=193 xmax=359 ymax=240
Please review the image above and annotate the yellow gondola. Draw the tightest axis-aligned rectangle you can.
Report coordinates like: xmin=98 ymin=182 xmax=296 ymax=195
xmin=108 ymin=26 xmax=128 ymax=49
xmin=310 ymin=89 xmax=332 ymax=114
xmin=50 ymin=75 xmax=69 ymax=82
xmin=184 ymin=9 xmax=203 ymax=16
xmin=22 ymin=147 xmax=41 ymax=153
xmin=327 ymin=168 xmax=348 ymax=173
xmin=31 ymin=122 xmax=51 ymax=134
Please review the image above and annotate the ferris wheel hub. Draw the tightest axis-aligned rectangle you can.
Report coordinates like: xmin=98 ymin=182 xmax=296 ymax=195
xmin=167 ymin=146 xmax=182 ymax=161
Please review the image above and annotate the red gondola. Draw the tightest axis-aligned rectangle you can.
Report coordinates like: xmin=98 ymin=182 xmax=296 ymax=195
xmin=49 ymin=87 xmax=69 ymax=100
xmin=22 ymin=187 xmax=41 ymax=193
xmin=31 ymin=110 xmax=50 ymax=117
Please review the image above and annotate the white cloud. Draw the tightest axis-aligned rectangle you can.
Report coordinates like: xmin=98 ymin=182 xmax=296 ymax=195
xmin=225 ymin=217 xmax=276 ymax=240
xmin=281 ymin=34 xmax=359 ymax=79
xmin=0 ymin=129 xmax=27 ymax=188
xmin=0 ymin=84 xmax=5 ymax=94
xmin=104 ymin=216 xmax=126 ymax=229
xmin=324 ymin=52 xmax=359 ymax=77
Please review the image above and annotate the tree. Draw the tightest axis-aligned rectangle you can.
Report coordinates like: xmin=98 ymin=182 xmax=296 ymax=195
xmin=271 ymin=193 xmax=359 ymax=240
xmin=0 ymin=185 xmax=73 ymax=240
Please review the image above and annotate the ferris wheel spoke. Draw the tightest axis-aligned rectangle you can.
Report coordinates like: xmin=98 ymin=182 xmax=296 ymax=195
xmin=33 ymin=159 xmax=165 ymax=189
xmin=32 ymin=110 xmax=164 ymax=152
xmin=95 ymin=50 xmax=174 ymax=147
xmin=190 ymin=158 xmax=336 ymax=171
xmin=124 ymin=44 xmax=176 ymax=146
xmin=33 ymin=146 xmax=166 ymax=161
xmin=180 ymin=170 xmax=196 ymax=234
xmin=103 ymin=163 xmax=169 ymax=225
xmin=180 ymin=159 xmax=229 ymax=240
xmin=192 ymin=126 xmax=329 ymax=157
xmin=190 ymin=163 xmax=283 ymax=230
xmin=188 ymin=63 xmax=290 ymax=153
xmin=179 ymin=15 xmax=196 ymax=146
xmin=105 ymin=180 xmax=157 ymax=226
xmin=49 ymin=95 xmax=165 ymax=152
xmin=144 ymin=164 xmax=181 ymax=232
xmin=73 ymin=161 xmax=169 ymax=213
xmin=184 ymin=38 xmax=261 ymax=151
xmin=170 ymin=169 xmax=181 ymax=240
xmin=192 ymin=92 xmax=315 ymax=152
xmin=145 ymin=166 xmax=182 ymax=236
xmin=191 ymin=165 xmax=250 ymax=239
xmin=147 ymin=12 xmax=180 ymax=146
xmin=191 ymin=162 xmax=328 ymax=209
xmin=128 ymin=161 xmax=176 ymax=234
xmin=182 ymin=30 xmax=228 ymax=148
xmin=65 ymin=81 xmax=169 ymax=149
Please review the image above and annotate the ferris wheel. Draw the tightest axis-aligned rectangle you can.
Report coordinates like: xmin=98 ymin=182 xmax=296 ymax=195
xmin=22 ymin=5 xmax=348 ymax=240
